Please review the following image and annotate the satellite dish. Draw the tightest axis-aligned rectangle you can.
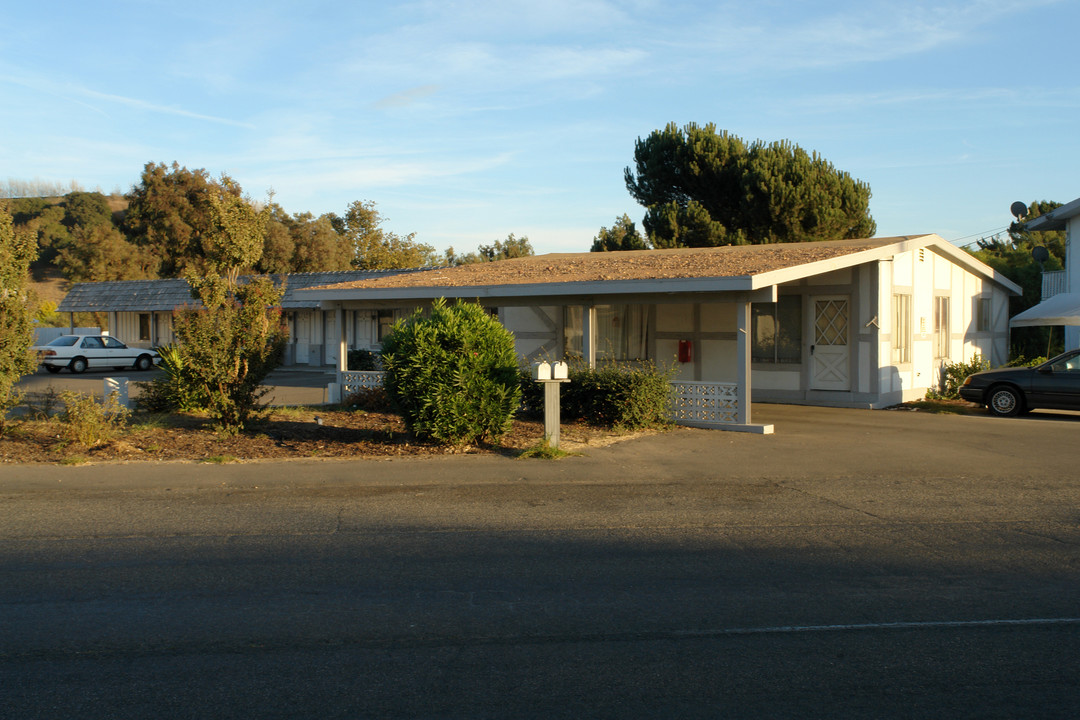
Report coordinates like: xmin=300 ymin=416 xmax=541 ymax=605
xmin=1010 ymin=201 xmax=1028 ymax=221
xmin=1032 ymin=246 xmax=1050 ymax=265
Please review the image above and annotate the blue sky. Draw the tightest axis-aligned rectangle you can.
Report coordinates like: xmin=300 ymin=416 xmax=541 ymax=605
xmin=2 ymin=0 xmax=1077 ymax=256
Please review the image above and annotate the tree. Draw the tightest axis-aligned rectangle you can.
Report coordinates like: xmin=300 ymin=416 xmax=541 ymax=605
xmin=591 ymin=214 xmax=649 ymax=252
xmin=0 ymin=206 xmax=36 ymax=435
xmin=624 ymin=123 xmax=876 ymax=248
xmin=336 ymin=200 xmax=438 ymax=270
xmin=61 ymin=191 xmax=114 ymax=232
xmin=123 ymin=162 xmax=218 ymax=277
xmin=171 ymin=177 xmax=287 ymax=433
xmin=446 ymin=233 xmax=535 ymax=265
xmin=55 ymin=224 xmax=157 ymax=282
xmin=257 ymin=207 xmax=354 ymax=274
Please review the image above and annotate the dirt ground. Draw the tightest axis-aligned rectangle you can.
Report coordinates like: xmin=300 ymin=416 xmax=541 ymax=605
xmin=0 ymin=407 xmax=646 ymax=466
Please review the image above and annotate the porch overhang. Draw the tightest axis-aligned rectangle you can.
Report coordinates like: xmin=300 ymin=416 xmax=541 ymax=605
xmin=304 ymin=276 xmax=777 ymax=310
xmin=1009 ymin=293 xmax=1080 ymax=327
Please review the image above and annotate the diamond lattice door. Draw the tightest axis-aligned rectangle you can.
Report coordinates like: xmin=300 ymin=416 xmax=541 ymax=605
xmin=811 ymin=296 xmax=850 ymax=391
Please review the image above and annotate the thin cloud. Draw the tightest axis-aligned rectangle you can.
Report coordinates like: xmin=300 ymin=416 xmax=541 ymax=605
xmin=0 ymin=70 xmax=253 ymax=128
xmin=374 ymin=85 xmax=441 ymax=109
xmin=77 ymin=88 xmax=255 ymax=128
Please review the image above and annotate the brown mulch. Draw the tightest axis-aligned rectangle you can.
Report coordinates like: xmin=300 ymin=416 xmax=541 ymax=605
xmin=0 ymin=408 xmax=645 ymax=465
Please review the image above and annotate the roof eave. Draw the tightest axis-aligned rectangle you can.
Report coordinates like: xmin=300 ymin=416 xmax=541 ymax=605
xmin=301 ymin=274 xmax=760 ymax=305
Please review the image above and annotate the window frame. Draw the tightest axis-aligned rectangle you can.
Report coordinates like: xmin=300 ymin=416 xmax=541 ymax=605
xmin=892 ymin=293 xmax=912 ymax=365
xmin=933 ymin=295 xmax=950 ymax=359
xmin=751 ymin=295 xmax=803 ymax=365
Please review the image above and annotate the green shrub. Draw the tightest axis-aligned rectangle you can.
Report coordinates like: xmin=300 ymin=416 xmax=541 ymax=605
xmin=927 ymin=355 xmax=990 ymax=400
xmin=58 ymin=391 xmax=130 ymax=447
xmin=0 ymin=207 xmax=36 ymax=438
xmin=173 ymin=275 xmax=288 ymax=433
xmin=347 ymin=349 xmax=381 ymax=370
xmin=520 ymin=360 xmax=674 ymax=431
xmin=135 ymin=344 xmax=209 ymax=412
xmin=1007 ymin=355 xmax=1047 ymax=368
xmin=345 ymin=386 xmax=393 ymax=412
xmin=381 ymin=299 xmax=521 ymax=446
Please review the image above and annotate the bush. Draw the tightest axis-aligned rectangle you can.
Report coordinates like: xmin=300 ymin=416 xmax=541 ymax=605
xmin=381 ymin=299 xmax=521 ymax=446
xmin=58 ymin=391 xmax=130 ymax=447
xmin=344 ymin=386 xmax=393 ymax=412
xmin=927 ymin=355 xmax=990 ymax=400
xmin=173 ymin=275 xmax=288 ymax=433
xmin=520 ymin=360 xmax=674 ymax=431
xmin=347 ymin=349 xmax=381 ymax=371
xmin=135 ymin=344 xmax=209 ymax=412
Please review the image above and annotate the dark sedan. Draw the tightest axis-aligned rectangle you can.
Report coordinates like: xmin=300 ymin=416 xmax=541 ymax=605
xmin=960 ymin=349 xmax=1080 ymax=417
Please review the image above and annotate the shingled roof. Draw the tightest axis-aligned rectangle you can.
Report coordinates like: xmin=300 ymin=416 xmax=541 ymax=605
xmin=309 ymin=237 xmax=909 ymax=291
xmin=57 ymin=270 xmax=416 ymax=313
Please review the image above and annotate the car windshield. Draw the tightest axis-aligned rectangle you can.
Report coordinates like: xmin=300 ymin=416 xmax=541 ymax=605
xmin=45 ymin=336 xmax=80 ymax=347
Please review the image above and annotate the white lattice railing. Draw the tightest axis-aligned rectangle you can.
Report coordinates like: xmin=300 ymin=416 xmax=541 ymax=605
xmin=669 ymin=381 xmax=739 ymax=427
xmin=336 ymin=372 xmax=740 ymax=427
xmin=1042 ymin=270 xmax=1067 ymax=300
xmin=340 ymin=370 xmax=386 ymax=396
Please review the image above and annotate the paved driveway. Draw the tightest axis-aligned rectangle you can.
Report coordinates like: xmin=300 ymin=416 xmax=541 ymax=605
xmin=15 ymin=366 xmax=337 ymax=406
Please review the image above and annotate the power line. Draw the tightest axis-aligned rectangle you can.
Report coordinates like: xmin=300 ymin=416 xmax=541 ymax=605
xmin=950 ymin=225 xmax=1010 ymax=248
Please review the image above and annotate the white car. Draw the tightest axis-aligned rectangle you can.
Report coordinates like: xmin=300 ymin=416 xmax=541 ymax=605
xmin=32 ymin=335 xmax=160 ymax=374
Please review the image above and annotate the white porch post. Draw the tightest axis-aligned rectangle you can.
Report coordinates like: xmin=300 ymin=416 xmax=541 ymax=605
xmin=582 ymin=304 xmax=596 ymax=369
xmin=736 ymin=299 xmax=751 ymax=426
xmin=337 ymin=304 xmax=348 ymax=374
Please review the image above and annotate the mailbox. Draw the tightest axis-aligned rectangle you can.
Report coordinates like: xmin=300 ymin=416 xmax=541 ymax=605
xmin=552 ymin=361 xmax=568 ymax=379
xmin=532 ymin=361 xmax=552 ymax=380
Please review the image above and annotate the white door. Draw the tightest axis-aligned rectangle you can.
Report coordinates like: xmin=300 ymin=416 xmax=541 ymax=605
xmin=811 ymin=296 xmax=850 ymax=391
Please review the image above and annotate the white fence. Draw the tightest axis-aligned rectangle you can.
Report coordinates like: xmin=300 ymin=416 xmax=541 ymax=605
xmin=340 ymin=371 xmax=387 ymax=397
xmin=337 ymin=371 xmax=741 ymax=428
xmin=669 ymin=381 xmax=740 ymax=427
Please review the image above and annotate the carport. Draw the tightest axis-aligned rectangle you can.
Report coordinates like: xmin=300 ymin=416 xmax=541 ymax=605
xmin=1009 ymin=292 xmax=1080 ymax=330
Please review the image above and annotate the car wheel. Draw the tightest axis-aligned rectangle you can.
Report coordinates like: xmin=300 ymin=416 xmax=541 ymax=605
xmin=987 ymin=385 xmax=1023 ymax=417
xmin=45 ymin=365 xmax=62 ymax=374
xmin=69 ymin=357 xmax=88 ymax=374
xmin=134 ymin=354 xmax=154 ymax=371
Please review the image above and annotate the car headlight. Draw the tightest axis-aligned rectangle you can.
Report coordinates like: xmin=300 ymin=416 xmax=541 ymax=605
xmin=962 ymin=376 xmax=972 ymax=386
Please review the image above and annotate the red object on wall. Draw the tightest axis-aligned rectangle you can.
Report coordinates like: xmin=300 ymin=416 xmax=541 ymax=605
xmin=678 ymin=340 xmax=692 ymax=363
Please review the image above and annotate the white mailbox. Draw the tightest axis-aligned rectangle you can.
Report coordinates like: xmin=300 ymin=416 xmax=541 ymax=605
xmin=551 ymin=361 xmax=568 ymax=379
xmin=532 ymin=361 xmax=552 ymax=381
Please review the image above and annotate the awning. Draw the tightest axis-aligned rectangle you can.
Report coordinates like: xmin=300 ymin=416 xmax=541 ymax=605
xmin=1010 ymin=293 xmax=1080 ymax=327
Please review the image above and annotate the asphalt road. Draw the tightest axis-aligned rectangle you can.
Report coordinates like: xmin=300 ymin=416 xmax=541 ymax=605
xmin=1 ymin=405 xmax=1078 ymax=718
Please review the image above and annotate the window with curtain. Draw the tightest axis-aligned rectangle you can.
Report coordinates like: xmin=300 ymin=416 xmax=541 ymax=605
xmin=752 ymin=296 xmax=802 ymax=364
xmin=934 ymin=296 xmax=950 ymax=359
xmin=564 ymin=305 xmax=650 ymax=361
xmin=892 ymin=294 xmax=911 ymax=364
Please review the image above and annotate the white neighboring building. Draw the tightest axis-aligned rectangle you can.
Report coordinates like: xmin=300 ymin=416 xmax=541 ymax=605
xmin=1010 ymin=197 xmax=1080 ymax=350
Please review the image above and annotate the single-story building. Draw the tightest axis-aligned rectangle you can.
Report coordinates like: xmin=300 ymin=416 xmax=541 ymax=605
xmin=298 ymin=235 xmax=1021 ymax=432
xmin=56 ymin=271 xmax=416 ymax=367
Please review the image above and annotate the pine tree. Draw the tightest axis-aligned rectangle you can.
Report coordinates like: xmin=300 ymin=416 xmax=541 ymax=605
xmin=624 ymin=123 xmax=876 ymax=248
